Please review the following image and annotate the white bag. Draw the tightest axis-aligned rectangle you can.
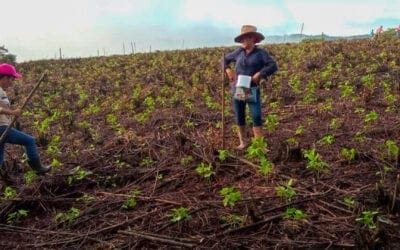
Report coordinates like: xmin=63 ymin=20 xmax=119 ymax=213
xmin=236 ymin=75 xmax=251 ymax=88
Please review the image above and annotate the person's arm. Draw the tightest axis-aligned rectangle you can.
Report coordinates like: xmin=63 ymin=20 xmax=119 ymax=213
xmin=222 ymin=49 xmax=241 ymax=81
xmin=0 ymin=105 xmax=22 ymax=116
xmin=258 ymin=50 xmax=278 ymax=79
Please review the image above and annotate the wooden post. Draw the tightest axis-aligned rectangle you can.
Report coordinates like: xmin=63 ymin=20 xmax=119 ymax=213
xmin=221 ymin=53 xmax=226 ymax=149
xmin=59 ymin=48 xmax=62 ymax=59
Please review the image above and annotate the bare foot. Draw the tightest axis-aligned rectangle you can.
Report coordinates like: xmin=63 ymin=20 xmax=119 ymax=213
xmin=236 ymin=143 xmax=246 ymax=150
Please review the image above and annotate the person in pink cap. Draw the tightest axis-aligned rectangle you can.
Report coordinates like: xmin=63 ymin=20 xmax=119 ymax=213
xmin=0 ymin=63 xmax=51 ymax=175
xmin=375 ymin=25 xmax=383 ymax=37
xmin=396 ymin=25 xmax=400 ymax=37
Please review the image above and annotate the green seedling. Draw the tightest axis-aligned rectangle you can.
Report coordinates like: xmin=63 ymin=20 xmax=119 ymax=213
xmin=220 ymin=186 xmax=241 ymax=207
xmin=284 ymin=207 xmax=307 ymax=220
xmin=7 ymin=209 xmax=29 ymax=225
xmin=169 ymin=207 xmax=190 ymax=223
xmin=195 ymin=162 xmax=215 ymax=179
xmin=276 ymin=179 xmax=297 ymax=202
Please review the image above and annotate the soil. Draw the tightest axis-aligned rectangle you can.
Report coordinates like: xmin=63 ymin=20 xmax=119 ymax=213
xmin=0 ymin=37 xmax=399 ymax=249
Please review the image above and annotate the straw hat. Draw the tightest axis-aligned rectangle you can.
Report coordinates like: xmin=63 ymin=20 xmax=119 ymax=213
xmin=234 ymin=25 xmax=265 ymax=43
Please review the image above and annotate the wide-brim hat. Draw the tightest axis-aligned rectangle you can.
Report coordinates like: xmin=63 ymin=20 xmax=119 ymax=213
xmin=234 ymin=25 xmax=265 ymax=43
xmin=0 ymin=63 xmax=22 ymax=78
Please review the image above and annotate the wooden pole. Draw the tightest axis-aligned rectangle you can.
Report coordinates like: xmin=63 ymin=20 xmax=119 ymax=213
xmin=221 ymin=53 xmax=226 ymax=149
xmin=0 ymin=72 xmax=47 ymax=145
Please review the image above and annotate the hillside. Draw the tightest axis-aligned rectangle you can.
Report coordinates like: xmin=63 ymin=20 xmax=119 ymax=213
xmin=0 ymin=37 xmax=400 ymax=248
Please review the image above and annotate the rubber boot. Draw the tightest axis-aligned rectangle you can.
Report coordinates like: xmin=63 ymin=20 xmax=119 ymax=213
xmin=28 ymin=160 xmax=52 ymax=174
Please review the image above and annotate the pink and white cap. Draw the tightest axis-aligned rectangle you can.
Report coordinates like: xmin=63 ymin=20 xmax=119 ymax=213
xmin=0 ymin=63 xmax=23 ymax=78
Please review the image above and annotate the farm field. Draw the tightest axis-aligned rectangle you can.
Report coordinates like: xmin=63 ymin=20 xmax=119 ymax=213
xmin=0 ymin=37 xmax=400 ymax=248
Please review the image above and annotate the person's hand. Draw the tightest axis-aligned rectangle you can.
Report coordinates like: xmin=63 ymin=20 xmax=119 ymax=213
xmin=225 ymin=68 xmax=235 ymax=81
xmin=11 ymin=108 xmax=23 ymax=117
xmin=252 ymin=72 xmax=261 ymax=84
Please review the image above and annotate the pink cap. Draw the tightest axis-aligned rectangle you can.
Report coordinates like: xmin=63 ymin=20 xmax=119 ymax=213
xmin=0 ymin=63 xmax=23 ymax=78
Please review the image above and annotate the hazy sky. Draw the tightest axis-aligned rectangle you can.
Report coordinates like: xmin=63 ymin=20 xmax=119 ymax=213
xmin=1 ymin=0 xmax=399 ymax=62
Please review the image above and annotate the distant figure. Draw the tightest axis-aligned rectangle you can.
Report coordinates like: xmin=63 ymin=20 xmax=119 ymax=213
xmin=370 ymin=29 xmax=374 ymax=37
xmin=375 ymin=25 xmax=383 ymax=37
xmin=396 ymin=25 xmax=400 ymax=37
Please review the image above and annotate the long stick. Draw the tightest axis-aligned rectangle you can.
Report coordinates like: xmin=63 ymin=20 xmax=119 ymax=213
xmin=221 ymin=53 xmax=226 ymax=149
xmin=0 ymin=72 xmax=47 ymax=145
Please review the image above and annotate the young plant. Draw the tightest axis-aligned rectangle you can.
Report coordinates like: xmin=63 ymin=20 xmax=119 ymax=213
xmin=284 ymin=207 xmax=307 ymax=220
xmin=303 ymin=148 xmax=329 ymax=178
xmin=122 ymin=189 xmax=141 ymax=210
xmin=276 ymin=179 xmax=297 ymax=202
xmin=355 ymin=210 xmax=379 ymax=230
xmin=319 ymin=134 xmax=335 ymax=145
xmin=169 ymin=207 xmax=190 ymax=223
xmin=7 ymin=209 xmax=29 ymax=225
xmin=246 ymin=137 xmax=268 ymax=159
xmin=218 ymin=149 xmax=229 ymax=162
xmin=67 ymin=166 xmax=93 ymax=185
xmin=258 ymin=157 xmax=274 ymax=176
xmin=24 ymin=170 xmax=37 ymax=185
xmin=264 ymin=114 xmax=279 ymax=133
xmin=55 ymin=207 xmax=81 ymax=223
xmin=220 ymin=186 xmax=241 ymax=208
xmin=195 ymin=162 xmax=215 ymax=179
xmin=1 ymin=186 xmax=17 ymax=200
xmin=344 ymin=196 xmax=355 ymax=210
xmin=340 ymin=148 xmax=357 ymax=163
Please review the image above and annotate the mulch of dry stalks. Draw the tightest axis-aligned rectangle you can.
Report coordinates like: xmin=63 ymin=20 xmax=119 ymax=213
xmin=0 ymin=39 xmax=400 ymax=249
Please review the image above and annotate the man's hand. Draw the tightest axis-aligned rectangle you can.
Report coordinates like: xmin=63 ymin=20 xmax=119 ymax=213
xmin=252 ymin=72 xmax=261 ymax=84
xmin=225 ymin=68 xmax=235 ymax=81
xmin=10 ymin=108 xmax=23 ymax=117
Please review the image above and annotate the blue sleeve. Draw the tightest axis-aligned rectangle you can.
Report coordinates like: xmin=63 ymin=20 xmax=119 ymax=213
xmin=222 ymin=48 xmax=241 ymax=69
xmin=259 ymin=50 xmax=278 ymax=78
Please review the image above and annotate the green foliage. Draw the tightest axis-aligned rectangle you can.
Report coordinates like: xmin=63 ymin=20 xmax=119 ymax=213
xmin=246 ymin=137 xmax=268 ymax=159
xmin=67 ymin=166 xmax=93 ymax=185
xmin=284 ymin=207 xmax=307 ymax=220
xmin=0 ymin=46 xmax=16 ymax=64
xmin=169 ymin=207 xmax=190 ymax=223
xmin=340 ymin=148 xmax=357 ymax=162
xmin=76 ymin=194 xmax=95 ymax=203
xmin=344 ymin=197 xmax=355 ymax=209
xmin=218 ymin=149 xmax=229 ymax=162
xmin=303 ymin=148 xmax=329 ymax=178
xmin=319 ymin=134 xmax=335 ymax=145
xmin=264 ymin=114 xmax=279 ymax=132
xmin=1 ymin=186 xmax=17 ymax=200
xmin=180 ymin=155 xmax=194 ymax=166
xmin=55 ymin=207 xmax=81 ymax=223
xmin=276 ymin=179 xmax=297 ymax=202
xmin=356 ymin=210 xmax=379 ymax=230
xmin=122 ymin=189 xmax=141 ymax=210
xmin=7 ymin=209 xmax=29 ymax=225
xmin=24 ymin=170 xmax=37 ymax=185
xmin=258 ymin=157 xmax=274 ymax=175
xmin=364 ymin=111 xmax=379 ymax=123
xmin=195 ymin=162 xmax=215 ymax=179
xmin=220 ymin=186 xmax=241 ymax=207
xmin=221 ymin=214 xmax=244 ymax=225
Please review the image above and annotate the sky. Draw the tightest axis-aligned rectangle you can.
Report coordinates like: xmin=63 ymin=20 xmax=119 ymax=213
xmin=1 ymin=0 xmax=399 ymax=62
